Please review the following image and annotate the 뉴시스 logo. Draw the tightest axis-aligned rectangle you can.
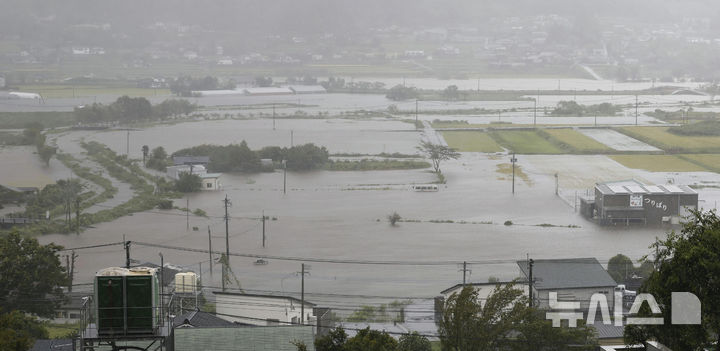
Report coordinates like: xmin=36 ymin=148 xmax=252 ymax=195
xmin=545 ymin=291 xmax=701 ymax=327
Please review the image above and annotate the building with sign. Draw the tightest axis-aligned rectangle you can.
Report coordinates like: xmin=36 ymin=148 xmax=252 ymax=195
xmin=580 ymin=179 xmax=698 ymax=225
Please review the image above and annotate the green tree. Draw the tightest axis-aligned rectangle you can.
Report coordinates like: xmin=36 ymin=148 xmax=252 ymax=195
xmin=142 ymin=145 xmax=149 ymax=165
xmin=397 ymin=332 xmax=431 ymax=351
xmin=0 ymin=309 xmax=49 ymax=351
xmin=0 ymin=231 xmax=67 ymax=317
xmin=345 ymin=327 xmax=397 ymax=351
xmin=315 ymin=327 xmax=348 ymax=351
xmin=607 ymin=254 xmax=634 ymax=284
xmin=443 ymin=85 xmax=460 ymax=100
xmin=388 ymin=212 xmax=401 ymax=227
xmin=285 ymin=143 xmax=329 ymax=171
xmin=175 ymin=173 xmax=202 ymax=193
xmin=625 ymin=210 xmax=720 ymax=350
xmin=386 ymin=85 xmax=418 ymax=101
xmin=438 ymin=284 xmax=595 ymax=351
xmin=416 ymin=140 xmax=460 ymax=173
xmin=111 ymin=96 xmax=153 ymax=121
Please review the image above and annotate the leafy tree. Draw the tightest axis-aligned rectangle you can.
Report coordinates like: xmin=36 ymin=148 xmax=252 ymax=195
xmin=438 ymin=284 xmax=595 ymax=351
xmin=146 ymin=146 xmax=169 ymax=171
xmin=0 ymin=309 xmax=48 ymax=351
xmin=315 ymin=327 xmax=348 ymax=351
xmin=443 ymin=85 xmax=460 ymax=100
xmin=397 ymin=332 xmax=431 ymax=351
xmin=284 ymin=143 xmax=329 ymax=171
xmin=386 ymin=84 xmax=418 ymax=101
xmin=254 ymin=76 xmax=273 ymax=87
xmin=111 ymin=96 xmax=152 ymax=121
xmin=345 ymin=327 xmax=397 ymax=351
xmin=0 ymin=231 xmax=67 ymax=317
xmin=291 ymin=340 xmax=308 ymax=351
xmin=416 ymin=140 xmax=460 ymax=173
xmin=625 ymin=210 xmax=720 ymax=350
xmin=607 ymin=254 xmax=634 ymax=283
xmin=175 ymin=173 xmax=202 ymax=193
xmin=151 ymin=146 xmax=167 ymax=160
xmin=388 ymin=212 xmax=401 ymax=226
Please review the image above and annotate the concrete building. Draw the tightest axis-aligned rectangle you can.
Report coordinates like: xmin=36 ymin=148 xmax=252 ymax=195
xmin=214 ymin=292 xmax=316 ymax=328
xmin=517 ymin=258 xmax=618 ymax=312
xmin=581 ymin=179 xmax=698 ymax=225
xmin=166 ymin=164 xmax=207 ymax=180
xmin=200 ymin=173 xmax=221 ymax=191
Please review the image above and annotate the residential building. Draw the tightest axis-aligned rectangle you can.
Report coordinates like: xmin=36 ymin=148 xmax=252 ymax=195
xmin=517 ymin=258 xmax=618 ymax=313
xmin=173 ymin=156 xmax=210 ymax=166
xmin=214 ymin=292 xmax=317 ymax=328
xmin=200 ymin=173 xmax=221 ymax=191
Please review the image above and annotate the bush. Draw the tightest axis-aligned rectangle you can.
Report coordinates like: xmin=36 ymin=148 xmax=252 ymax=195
xmin=175 ymin=173 xmax=202 ymax=193
xmin=157 ymin=200 xmax=173 ymax=210
xmin=504 ymin=220 xmax=513 ymax=226
xmin=388 ymin=212 xmax=402 ymax=226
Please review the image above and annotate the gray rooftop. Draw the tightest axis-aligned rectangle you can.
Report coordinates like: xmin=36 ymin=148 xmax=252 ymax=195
xmin=596 ymin=179 xmax=696 ymax=196
xmin=173 ymin=310 xmax=234 ymax=328
xmin=517 ymin=258 xmax=617 ymax=290
xmin=173 ymin=156 xmax=210 ymax=165
xmin=30 ymin=339 xmax=75 ymax=351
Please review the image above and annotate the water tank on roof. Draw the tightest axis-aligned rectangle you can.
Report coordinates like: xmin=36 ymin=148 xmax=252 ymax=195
xmin=174 ymin=272 xmax=197 ymax=294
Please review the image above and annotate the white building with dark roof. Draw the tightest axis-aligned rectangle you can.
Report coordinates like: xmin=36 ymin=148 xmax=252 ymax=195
xmin=517 ymin=258 xmax=618 ymax=312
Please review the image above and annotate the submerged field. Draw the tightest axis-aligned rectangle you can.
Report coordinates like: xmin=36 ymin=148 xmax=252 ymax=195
xmin=442 ymin=131 xmax=503 ymax=152
xmin=620 ymin=127 xmax=720 ymax=153
xmin=609 ymin=155 xmax=707 ymax=172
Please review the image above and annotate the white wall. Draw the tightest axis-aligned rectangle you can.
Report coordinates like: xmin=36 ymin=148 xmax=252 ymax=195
xmin=215 ymin=294 xmax=315 ymax=327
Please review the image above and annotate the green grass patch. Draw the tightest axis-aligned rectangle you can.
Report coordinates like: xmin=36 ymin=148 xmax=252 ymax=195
xmin=619 ymin=127 xmax=720 ymax=153
xmin=541 ymin=128 xmax=613 ymax=153
xmin=678 ymin=154 xmax=720 ymax=173
xmin=46 ymin=323 xmax=81 ymax=339
xmin=490 ymin=130 xmax=563 ymax=154
xmin=326 ymin=159 xmax=431 ymax=171
xmin=0 ymin=112 xmax=76 ymax=129
xmin=441 ymin=131 xmax=503 ymax=152
xmin=609 ymin=155 xmax=707 ymax=172
xmin=496 ymin=163 xmax=533 ymax=185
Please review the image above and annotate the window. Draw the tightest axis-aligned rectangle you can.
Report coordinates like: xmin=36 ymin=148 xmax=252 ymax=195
xmin=206 ymin=182 xmax=212 ymax=188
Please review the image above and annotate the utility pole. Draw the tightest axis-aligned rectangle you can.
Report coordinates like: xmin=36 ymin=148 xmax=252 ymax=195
xmin=283 ymin=160 xmax=287 ymax=195
xmin=528 ymin=258 xmax=534 ymax=308
xmin=272 ymin=103 xmax=276 ymax=130
xmin=298 ymin=264 xmax=310 ymax=324
xmin=223 ymin=195 xmax=231 ymax=292
xmin=459 ymin=261 xmax=471 ymax=286
xmin=262 ymin=210 xmax=266 ymax=248
xmin=290 ymin=130 xmax=294 ymax=147
xmin=635 ymin=95 xmax=639 ymax=125
xmin=208 ymin=226 xmax=213 ymax=280
xmin=594 ymin=113 xmax=597 ymax=127
xmin=159 ymin=252 xmax=164 ymax=322
xmin=510 ymin=153 xmax=517 ymax=194
xmin=415 ymin=99 xmax=419 ymax=130
xmin=126 ymin=129 xmax=130 ymax=156
xmin=533 ymin=98 xmax=537 ymax=127
xmin=554 ymin=173 xmax=559 ymax=196
xmin=124 ymin=239 xmax=131 ymax=268
xmin=186 ymin=197 xmax=189 ymax=231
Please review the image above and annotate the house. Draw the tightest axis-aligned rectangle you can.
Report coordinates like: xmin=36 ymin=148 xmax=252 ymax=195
xmin=214 ymin=292 xmax=317 ymax=328
xmin=591 ymin=320 xmax=625 ymax=346
xmin=517 ymin=258 xmax=618 ymax=313
xmin=242 ymin=87 xmax=294 ymax=96
xmin=173 ymin=310 xmax=234 ymax=328
xmin=166 ymin=164 xmax=207 ymax=180
xmin=173 ymin=156 xmax=210 ymax=166
xmin=581 ymin=179 xmax=698 ymax=226
xmin=287 ymin=85 xmax=327 ymax=94
xmin=50 ymin=291 xmax=88 ymax=324
xmin=200 ymin=173 xmax=221 ymax=191
xmin=173 ymin=325 xmax=316 ymax=351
